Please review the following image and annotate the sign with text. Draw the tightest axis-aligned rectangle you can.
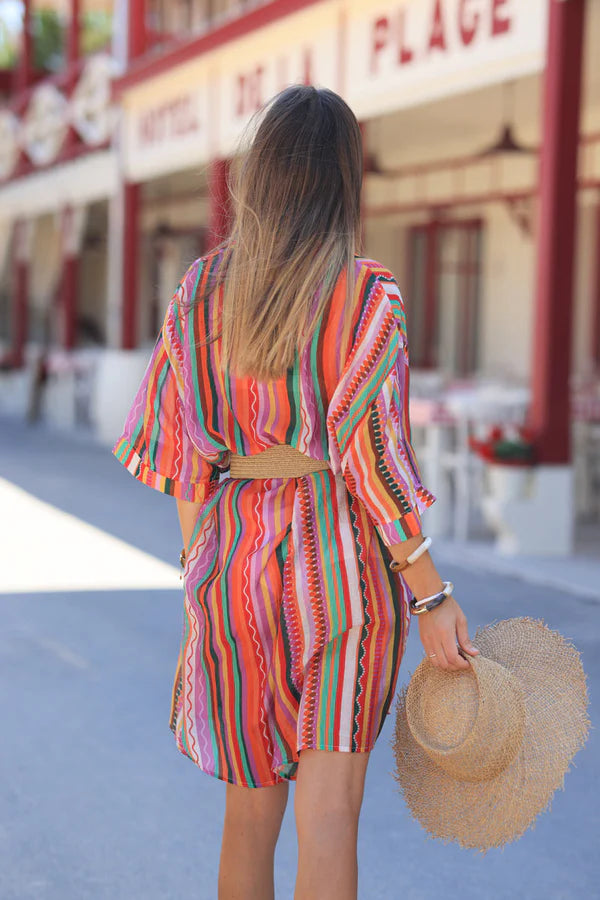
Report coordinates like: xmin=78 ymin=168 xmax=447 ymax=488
xmin=122 ymin=62 xmax=210 ymax=181
xmin=345 ymin=0 xmax=547 ymax=119
xmin=120 ymin=0 xmax=548 ymax=181
xmin=214 ymin=1 xmax=341 ymax=157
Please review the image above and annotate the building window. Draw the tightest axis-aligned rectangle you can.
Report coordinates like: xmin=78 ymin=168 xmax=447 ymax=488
xmin=407 ymin=220 xmax=483 ymax=376
xmin=146 ymin=0 xmax=261 ymax=43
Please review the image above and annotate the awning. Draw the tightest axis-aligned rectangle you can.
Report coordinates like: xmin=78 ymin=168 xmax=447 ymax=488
xmin=0 ymin=150 xmax=118 ymax=222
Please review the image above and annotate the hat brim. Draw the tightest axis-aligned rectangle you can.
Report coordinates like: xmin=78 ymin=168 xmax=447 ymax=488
xmin=393 ymin=617 xmax=590 ymax=852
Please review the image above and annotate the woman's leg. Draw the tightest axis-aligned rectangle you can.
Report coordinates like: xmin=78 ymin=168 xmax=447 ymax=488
xmin=218 ymin=779 xmax=289 ymax=900
xmin=294 ymin=749 xmax=371 ymax=900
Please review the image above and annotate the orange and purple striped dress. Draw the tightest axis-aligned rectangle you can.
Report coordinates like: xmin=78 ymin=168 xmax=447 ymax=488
xmin=112 ymin=248 xmax=436 ymax=787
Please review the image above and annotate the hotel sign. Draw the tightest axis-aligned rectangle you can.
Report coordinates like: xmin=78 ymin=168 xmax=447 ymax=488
xmin=346 ymin=0 xmax=548 ymax=118
xmin=121 ymin=2 xmax=340 ymax=177
xmin=121 ymin=60 xmax=210 ymax=181
xmin=120 ymin=0 xmax=547 ymax=180
xmin=215 ymin=1 xmax=340 ymax=156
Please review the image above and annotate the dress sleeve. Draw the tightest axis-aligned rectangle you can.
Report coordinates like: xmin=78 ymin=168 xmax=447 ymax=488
xmin=111 ymin=288 xmax=224 ymax=503
xmin=326 ymin=268 xmax=436 ymax=547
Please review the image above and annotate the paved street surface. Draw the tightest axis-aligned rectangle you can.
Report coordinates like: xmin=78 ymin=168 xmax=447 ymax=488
xmin=0 ymin=417 xmax=598 ymax=900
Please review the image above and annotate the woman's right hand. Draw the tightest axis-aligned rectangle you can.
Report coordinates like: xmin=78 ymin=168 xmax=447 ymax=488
xmin=417 ymin=595 xmax=479 ymax=671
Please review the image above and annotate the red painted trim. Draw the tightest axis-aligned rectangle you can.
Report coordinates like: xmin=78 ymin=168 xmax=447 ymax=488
xmin=113 ymin=0 xmax=325 ymax=96
xmin=403 ymin=226 xmax=414 ymax=322
xmin=592 ymin=201 xmax=600 ymax=368
xmin=62 ymin=256 xmax=78 ymax=350
xmin=68 ymin=0 xmax=81 ymax=65
xmin=11 ymin=224 xmax=29 ymax=368
xmin=128 ymin=0 xmax=148 ymax=62
xmin=13 ymin=263 xmax=28 ymax=367
xmin=458 ymin=232 xmax=470 ymax=376
xmin=57 ymin=134 xmax=110 ymax=162
xmin=461 ymin=226 xmax=481 ymax=375
xmin=408 ymin=218 xmax=483 ymax=373
xmin=121 ymin=184 xmax=140 ymax=350
xmin=9 ymin=59 xmax=85 ymax=114
xmin=423 ymin=221 xmax=438 ymax=369
xmin=14 ymin=0 xmax=33 ymax=93
xmin=406 ymin=224 xmax=434 ymax=367
xmin=445 ymin=217 xmax=484 ymax=230
xmin=530 ymin=0 xmax=586 ymax=465
xmin=365 ymin=189 xmax=534 ymax=218
xmin=405 ymin=226 xmax=423 ymax=364
xmin=368 ymin=148 xmax=541 ymax=181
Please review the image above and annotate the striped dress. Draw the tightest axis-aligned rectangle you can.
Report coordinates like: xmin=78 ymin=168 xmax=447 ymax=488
xmin=112 ymin=248 xmax=436 ymax=787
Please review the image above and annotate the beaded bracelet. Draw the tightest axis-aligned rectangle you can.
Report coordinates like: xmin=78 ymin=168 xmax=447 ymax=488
xmin=409 ymin=581 xmax=454 ymax=616
xmin=389 ymin=536 xmax=432 ymax=572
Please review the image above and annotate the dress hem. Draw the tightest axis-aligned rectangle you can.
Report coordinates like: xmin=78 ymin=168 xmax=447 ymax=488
xmin=175 ymin=741 xmax=378 ymax=789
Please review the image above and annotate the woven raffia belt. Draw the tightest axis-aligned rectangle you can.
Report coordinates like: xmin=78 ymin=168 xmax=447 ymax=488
xmin=229 ymin=444 xmax=331 ymax=478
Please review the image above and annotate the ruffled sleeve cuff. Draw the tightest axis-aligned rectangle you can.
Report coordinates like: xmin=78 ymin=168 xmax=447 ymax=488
xmin=112 ymin=436 xmax=214 ymax=503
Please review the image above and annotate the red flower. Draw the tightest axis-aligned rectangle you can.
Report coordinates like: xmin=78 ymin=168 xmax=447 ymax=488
xmin=468 ymin=422 xmax=535 ymax=466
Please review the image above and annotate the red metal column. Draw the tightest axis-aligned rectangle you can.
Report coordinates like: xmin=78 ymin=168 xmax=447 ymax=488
xmin=592 ymin=200 xmax=600 ymax=368
xmin=60 ymin=206 xmax=87 ymax=349
xmin=62 ymin=257 xmax=78 ymax=350
xmin=459 ymin=228 xmax=472 ymax=377
xmin=529 ymin=0 xmax=586 ymax=464
xmin=12 ymin=222 xmax=29 ymax=368
xmin=128 ymin=0 xmax=148 ymax=61
xmin=208 ymin=159 xmax=232 ymax=247
xmin=423 ymin=222 xmax=439 ymax=369
xmin=121 ymin=184 xmax=140 ymax=350
xmin=67 ymin=0 xmax=81 ymax=64
xmin=115 ymin=1 xmax=146 ymax=351
xmin=62 ymin=207 xmax=77 ymax=350
xmin=13 ymin=265 xmax=28 ymax=367
xmin=14 ymin=0 xmax=32 ymax=92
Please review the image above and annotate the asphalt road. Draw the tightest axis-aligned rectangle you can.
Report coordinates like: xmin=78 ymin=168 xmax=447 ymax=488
xmin=0 ymin=417 xmax=598 ymax=900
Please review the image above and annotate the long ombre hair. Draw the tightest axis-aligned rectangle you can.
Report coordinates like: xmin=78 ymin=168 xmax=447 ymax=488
xmin=193 ymin=85 xmax=364 ymax=380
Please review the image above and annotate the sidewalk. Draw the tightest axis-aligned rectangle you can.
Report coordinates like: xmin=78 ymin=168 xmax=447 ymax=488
xmin=435 ymin=529 xmax=600 ymax=602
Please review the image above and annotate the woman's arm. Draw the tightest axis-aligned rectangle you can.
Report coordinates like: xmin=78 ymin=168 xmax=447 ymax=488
xmin=176 ymin=497 xmax=206 ymax=557
xmin=389 ymin=534 xmax=479 ymax=672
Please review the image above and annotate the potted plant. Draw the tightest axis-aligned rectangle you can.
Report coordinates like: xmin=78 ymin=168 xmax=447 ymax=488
xmin=468 ymin=424 xmax=538 ymax=553
xmin=469 ymin=423 xmax=536 ymax=465
xmin=469 ymin=423 xmax=536 ymax=500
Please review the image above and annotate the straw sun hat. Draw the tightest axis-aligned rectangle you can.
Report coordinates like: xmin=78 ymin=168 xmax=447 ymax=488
xmin=393 ymin=617 xmax=591 ymax=854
